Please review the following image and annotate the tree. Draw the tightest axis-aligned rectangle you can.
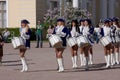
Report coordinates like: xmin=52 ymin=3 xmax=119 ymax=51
xmin=43 ymin=3 xmax=91 ymax=28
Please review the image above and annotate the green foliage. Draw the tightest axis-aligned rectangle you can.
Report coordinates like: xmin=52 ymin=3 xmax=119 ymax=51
xmin=0 ymin=28 xmax=20 ymax=36
xmin=0 ymin=28 xmax=47 ymax=41
xmin=43 ymin=6 xmax=92 ymax=29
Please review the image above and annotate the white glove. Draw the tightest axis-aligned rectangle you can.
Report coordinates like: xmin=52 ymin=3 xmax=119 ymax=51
xmin=60 ymin=32 xmax=66 ymax=37
xmin=46 ymin=34 xmax=52 ymax=38
xmin=56 ymin=31 xmax=66 ymax=37
xmin=21 ymin=33 xmax=30 ymax=40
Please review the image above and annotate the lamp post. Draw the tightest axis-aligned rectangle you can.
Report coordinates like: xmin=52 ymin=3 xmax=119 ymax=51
xmin=60 ymin=0 xmax=62 ymax=17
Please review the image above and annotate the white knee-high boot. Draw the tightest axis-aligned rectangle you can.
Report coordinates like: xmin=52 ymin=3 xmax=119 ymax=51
xmin=72 ymin=57 xmax=75 ymax=68
xmin=83 ymin=54 xmax=86 ymax=66
xmin=89 ymin=54 xmax=93 ymax=65
xmin=105 ymin=56 xmax=107 ymax=64
xmin=111 ymin=53 xmax=115 ymax=66
xmin=20 ymin=57 xmax=28 ymax=72
xmin=115 ymin=52 xmax=119 ymax=64
xmin=21 ymin=58 xmax=25 ymax=72
xmin=85 ymin=57 xmax=89 ymax=71
xmin=57 ymin=58 xmax=64 ymax=72
xmin=74 ymin=56 xmax=78 ymax=68
xmin=80 ymin=54 xmax=83 ymax=66
xmin=106 ymin=55 xmax=110 ymax=68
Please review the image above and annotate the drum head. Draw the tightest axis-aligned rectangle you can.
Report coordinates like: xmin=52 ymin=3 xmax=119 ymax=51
xmin=100 ymin=36 xmax=112 ymax=47
xmin=11 ymin=37 xmax=25 ymax=49
xmin=49 ymin=35 xmax=62 ymax=48
xmin=67 ymin=37 xmax=77 ymax=47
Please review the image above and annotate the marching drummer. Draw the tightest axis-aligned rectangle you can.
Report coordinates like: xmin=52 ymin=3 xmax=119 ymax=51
xmin=19 ymin=19 xmax=30 ymax=72
xmin=69 ymin=20 xmax=79 ymax=69
xmin=84 ymin=19 xmax=94 ymax=65
xmin=78 ymin=19 xmax=86 ymax=66
xmin=78 ymin=19 xmax=94 ymax=70
xmin=100 ymin=19 xmax=111 ymax=68
xmin=113 ymin=17 xmax=120 ymax=64
xmin=108 ymin=18 xmax=116 ymax=66
xmin=52 ymin=19 xmax=69 ymax=72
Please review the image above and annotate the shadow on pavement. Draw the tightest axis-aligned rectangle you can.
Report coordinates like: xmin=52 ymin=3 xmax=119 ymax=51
xmin=26 ymin=63 xmax=120 ymax=73
xmin=2 ymin=63 xmax=35 ymax=67
xmin=4 ymin=53 xmax=19 ymax=55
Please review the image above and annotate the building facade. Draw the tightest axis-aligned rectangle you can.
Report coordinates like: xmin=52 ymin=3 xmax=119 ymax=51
xmin=0 ymin=0 xmax=6 ymax=28
xmin=0 ymin=0 xmax=36 ymax=28
xmin=0 ymin=0 xmax=49 ymax=28
xmin=64 ymin=0 xmax=120 ymax=25
xmin=79 ymin=0 xmax=120 ymax=24
xmin=48 ymin=0 xmax=120 ymax=25
xmin=0 ymin=0 xmax=120 ymax=28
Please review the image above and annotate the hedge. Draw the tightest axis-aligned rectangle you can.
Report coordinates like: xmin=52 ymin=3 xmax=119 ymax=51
xmin=0 ymin=28 xmax=47 ymax=41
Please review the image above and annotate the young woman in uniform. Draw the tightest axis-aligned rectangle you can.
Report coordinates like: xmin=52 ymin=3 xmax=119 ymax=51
xmin=69 ymin=20 xmax=79 ymax=68
xmin=100 ymin=19 xmax=111 ymax=68
xmin=52 ymin=19 xmax=69 ymax=72
xmin=113 ymin=17 xmax=120 ymax=64
xmin=78 ymin=19 xmax=86 ymax=66
xmin=19 ymin=20 xmax=30 ymax=72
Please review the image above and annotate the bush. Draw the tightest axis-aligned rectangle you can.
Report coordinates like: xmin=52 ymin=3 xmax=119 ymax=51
xmin=0 ymin=28 xmax=47 ymax=41
xmin=0 ymin=28 xmax=20 ymax=36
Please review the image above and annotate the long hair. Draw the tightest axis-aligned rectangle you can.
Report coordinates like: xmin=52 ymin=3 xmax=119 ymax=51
xmin=84 ymin=19 xmax=93 ymax=27
xmin=84 ymin=19 xmax=94 ymax=34
xmin=70 ymin=20 xmax=79 ymax=32
xmin=115 ymin=21 xmax=120 ymax=28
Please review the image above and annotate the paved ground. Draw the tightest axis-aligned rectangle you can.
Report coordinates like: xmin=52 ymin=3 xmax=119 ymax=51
xmin=0 ymin=42 xmax=120 ymax=80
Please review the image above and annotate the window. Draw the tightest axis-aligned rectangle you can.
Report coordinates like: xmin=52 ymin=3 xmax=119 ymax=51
xmin=0 ymin=1 xmax=6 ymax=28
xmin=50 ymin=1 xmax=58 ymax=10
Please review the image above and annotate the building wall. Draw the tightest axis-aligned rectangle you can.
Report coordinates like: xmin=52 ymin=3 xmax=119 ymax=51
xmin=36 ymin=0 xmax=48 ymax=22
xmin=58 ymin=0 xmax=120 ymax=25
xmin=7 ymin=0 xmax=36 ymax=28
xmin=115 ymin=0 xmax=120 ymax=18
xmin=0 ymin=0 xmax=6 ymax=28
xmin=48 ymin=0 xmax=58 ymax=10
xmin=1 ymin=0 xmax=120 ymax=28
xmin=0 ymin=0 xmax=5 ymax=1
xmin=95 ymin=0 xmax=101 ymax=24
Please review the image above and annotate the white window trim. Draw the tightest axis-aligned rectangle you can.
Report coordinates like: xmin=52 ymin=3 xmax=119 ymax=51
xmin=6 ymin=0 xmax=8 ymax=28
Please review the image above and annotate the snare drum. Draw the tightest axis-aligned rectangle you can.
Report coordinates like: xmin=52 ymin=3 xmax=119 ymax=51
xmin=100 ymin=36 xmax=112 ymax=47
xmin=76 ymin=36 xmax=89 ymax=48
xmin=11 ymin=37 xmax=25 ymax=49
xmin=49 ymin=34 xmax=63 ymax=48
xmin=67 ymin=37 xmax=77 ymax=47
